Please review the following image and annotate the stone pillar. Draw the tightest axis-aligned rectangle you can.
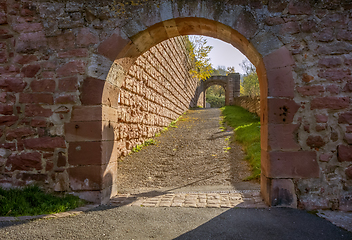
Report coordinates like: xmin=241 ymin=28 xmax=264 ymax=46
xmin=226 ymin=73 xmax=240 ymax=105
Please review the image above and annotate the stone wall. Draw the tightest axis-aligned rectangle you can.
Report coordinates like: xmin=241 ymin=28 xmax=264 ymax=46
xmin=0 ymin=0 xmax=198 ymax=196
xmin=233 ymin=96 xmax=260 ymax=116
xmin=118 ymin=37 xmax=199 ymax=154
xmin=1 ymin=0 xmax=352 ymax=208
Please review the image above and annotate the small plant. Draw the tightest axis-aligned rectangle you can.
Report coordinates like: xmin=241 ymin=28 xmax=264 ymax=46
xmin=132 ymin=138 xmax=157 ymax=153
xmin=223 ymin=146 xmax=231 ymax=152
xmin=0 ymin=185 xmax=85 ymax=217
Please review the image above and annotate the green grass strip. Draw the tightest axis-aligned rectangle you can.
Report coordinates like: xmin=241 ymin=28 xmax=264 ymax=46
xmin=221 ymin=105 xmax=261 ymax=180
xmin=0 ymin=185 xmax=85 ymax=217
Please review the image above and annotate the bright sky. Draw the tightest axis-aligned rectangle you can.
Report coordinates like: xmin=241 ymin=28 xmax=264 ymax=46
xmin=203 ymin=36 xmax=247 ymax=75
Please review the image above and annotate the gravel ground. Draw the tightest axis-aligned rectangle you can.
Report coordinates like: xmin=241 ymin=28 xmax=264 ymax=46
xmin=116 ymin=108 xmax=258 ymax=193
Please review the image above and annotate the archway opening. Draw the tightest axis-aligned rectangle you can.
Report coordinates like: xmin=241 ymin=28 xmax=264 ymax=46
xmin=70 ymin=17 xmax=301 ymax=207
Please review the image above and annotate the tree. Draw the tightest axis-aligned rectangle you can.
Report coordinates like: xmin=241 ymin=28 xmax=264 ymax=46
xmin=240 ymin=60 xmax=260 ymax=97
xmin=185 ymin=36 xmax=213 ymax=81
xmin=211 ymin=65 xmax=236 ymax=76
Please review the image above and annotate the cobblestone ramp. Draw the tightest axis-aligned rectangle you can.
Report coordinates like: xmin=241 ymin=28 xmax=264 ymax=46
xmin=110 ymin=190 xmax=267 ymax=208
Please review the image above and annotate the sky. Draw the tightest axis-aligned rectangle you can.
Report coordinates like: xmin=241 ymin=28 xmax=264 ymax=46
xmin=202 ymin=36 xmax=247 ymax=75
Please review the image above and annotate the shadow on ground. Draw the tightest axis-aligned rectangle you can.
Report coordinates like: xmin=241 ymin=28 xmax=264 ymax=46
xmin=174 ymin=208 xmax=352 ymax=240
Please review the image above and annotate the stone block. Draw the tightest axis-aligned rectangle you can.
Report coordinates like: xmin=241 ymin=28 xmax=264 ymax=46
xmin=24 ymin=137 xmax=66 ymax=151
xmin=48 ymin=32 xmax=75 ymax=50
xmin=30 ymin=80 xmax=55 ymax=92
xmin=76 ymin=28 xmax=99 ymax=47
xmin=65 ymin=121 xmax=102 ymax=142
xmin=80 ymin=77 xmax=119 ymax=107
xmin=21 ymin=64 xmax=41 ymax=77
xmin=0 ymin=116 xmax=19 ymax=126
xmin=297 ymin=85 xmax=324 ymax=96
xmin=307 ymin=135 xmax=326 ymax=149
xmin=68 ymin=165 xmax=102 ymax=190
xmin=6 ymin=152 xmax=42 ymax=171
xmin=339 ymin=111 xmax=352 ymax=124
xmin=261 ymin=175 xmax=297 ymax=208
xmin=262 ymin=151 xmax=319 ymax=178
xmin=288 ymin=1 xmax=312 ymax=15
xmin=318 ymin=57 xmax=342 ymax=68
xmin=15 ymin=32 xmax=47 ymax=53
xmin=0 ymin=104 xmax=13 ymax=115
xmin=251 ymin=31 xmax=283 ymax=58
xmin=0 ymin=77 xmax=27 ymax=92
xmin=338 ymin=145 xmax=352 ymax=162
xmin=315 ymin=114 xmax=328 ymax=123
xmin=19 ymin=93 xmax=53 ymax=104
xmin=311 ymin=97 xmax=349 ymax=110
xmin=263 ymin=46 xmax=294 ymax=70
xmin=6 ymin=127 xmax=35 ymax=141
xmin=58 ymin=77 xmax=78 ymax=92
xmin=265 ymin=124 xmax=300 ymax=151
xmin=267 ymin=98 xmax=300 ymax=124
xmin=54 ymin=95 xmax=76 ymax=104
xmin=25 ymin=104 xmax=52 ymax=117
xmin=267 ymin=66 xmax=294 ymax=98
xmin=56 ymin=60 xmax=86 ymax=77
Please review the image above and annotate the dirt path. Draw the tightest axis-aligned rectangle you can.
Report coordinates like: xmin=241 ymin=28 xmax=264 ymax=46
xmin=116 ymin=108 xmax=259 ymax=193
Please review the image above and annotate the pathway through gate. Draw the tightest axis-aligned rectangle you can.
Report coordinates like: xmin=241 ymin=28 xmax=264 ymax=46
xmin=111 ymin=108 xmax=264 ymax=208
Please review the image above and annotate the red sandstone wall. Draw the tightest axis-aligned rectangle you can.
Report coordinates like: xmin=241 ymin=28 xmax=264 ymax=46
xmin=0 ymin=0 xmax=198 ymax=192
xmin=118 ymin=37 xmax=198 ymax=155
xmin=1 ymin=0 xmax=352 ymax=209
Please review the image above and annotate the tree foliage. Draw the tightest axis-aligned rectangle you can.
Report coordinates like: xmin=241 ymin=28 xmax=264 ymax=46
xmin=185 ymin=36 xmax=213 ymax=81
xmin=211 ymin=65 xmax=236 ymax=76
xmin=240 ymin=60 xmax=260 ymax=97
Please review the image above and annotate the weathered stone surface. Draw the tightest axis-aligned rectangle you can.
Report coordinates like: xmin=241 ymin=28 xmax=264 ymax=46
xmin=24 ymin=137 xmax=66 ymax=151
xmin=346 ymin=166 xmax=352 ymax=179
xmin=15 ymin=32 xmax=47 ymax=53
xmin=315 ymin=114 xmax=328 ymax=123
xmin=6 ymin=128 xmax=36 ymax=141
xmin=344 ymin=133 xmax=352 ymax=145
xmin=263 ymin=151 xmax=319 ymax=178
xmin=25 ymin=104 xmax=52 ymax=117
xmin=267 ymin=124 xmax=300 ymax=151
xmin=307 ymin=135 xmax=326 ymax=149
xmin=339 ymin=112 xmax=352 ymax=124
xmin=56 ymin=60 xmax=86 ymax=77
xmin=7 ymin=152 xmax=42 ymax=171
xmin=338 ymin=145 xmax=352 ymax=162
xmin=30 ymin=80 xmax=55 ymax=92
xmin=267 ymin=98 xmax=300 ymax=124
xmin=297 ymin=85 xmax=324 ymax=96
xmin=0 ymin=77 xmax=26 ymax=92
xmin=311 ymin=97 xmax=349 ymax=110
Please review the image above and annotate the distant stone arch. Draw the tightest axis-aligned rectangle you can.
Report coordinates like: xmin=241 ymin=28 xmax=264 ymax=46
xmin=194 ymin=73 xmax=241 ymax=107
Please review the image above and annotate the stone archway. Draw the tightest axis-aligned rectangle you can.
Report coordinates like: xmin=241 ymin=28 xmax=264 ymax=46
xmin=194 ymin=73 xmax=241 ymax=107
xmin=67 ymin=13 xmax=309 ymax=206
xmin=6 ymin=1 xmax=350 ymax=210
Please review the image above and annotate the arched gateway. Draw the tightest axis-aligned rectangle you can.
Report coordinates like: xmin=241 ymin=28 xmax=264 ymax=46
xmin=194 ymin=73 xmax=241 ymax=107
xmin=2 ymin=1 xmax=351 ymax=210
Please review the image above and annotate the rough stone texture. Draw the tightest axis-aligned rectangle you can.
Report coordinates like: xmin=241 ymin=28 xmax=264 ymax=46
xmin=0 ymin=0 xmax=351 ymax=209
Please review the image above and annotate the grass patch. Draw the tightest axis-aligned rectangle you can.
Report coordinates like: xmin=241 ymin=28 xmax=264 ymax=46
xmin=0 ymin=185 xmax=85 ymax=217
xmin=221 ymin=105 xmax=261 ymax=180
xmin=132 ymin=138 xmax=157 ymax=153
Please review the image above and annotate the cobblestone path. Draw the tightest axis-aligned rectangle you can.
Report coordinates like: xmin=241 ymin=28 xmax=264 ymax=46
xmin=110 ymin=190 xmax=267 ymax=208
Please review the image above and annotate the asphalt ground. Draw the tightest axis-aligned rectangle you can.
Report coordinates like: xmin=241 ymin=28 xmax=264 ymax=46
xmin=1 ymin=205 xmax=351 ymax=240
